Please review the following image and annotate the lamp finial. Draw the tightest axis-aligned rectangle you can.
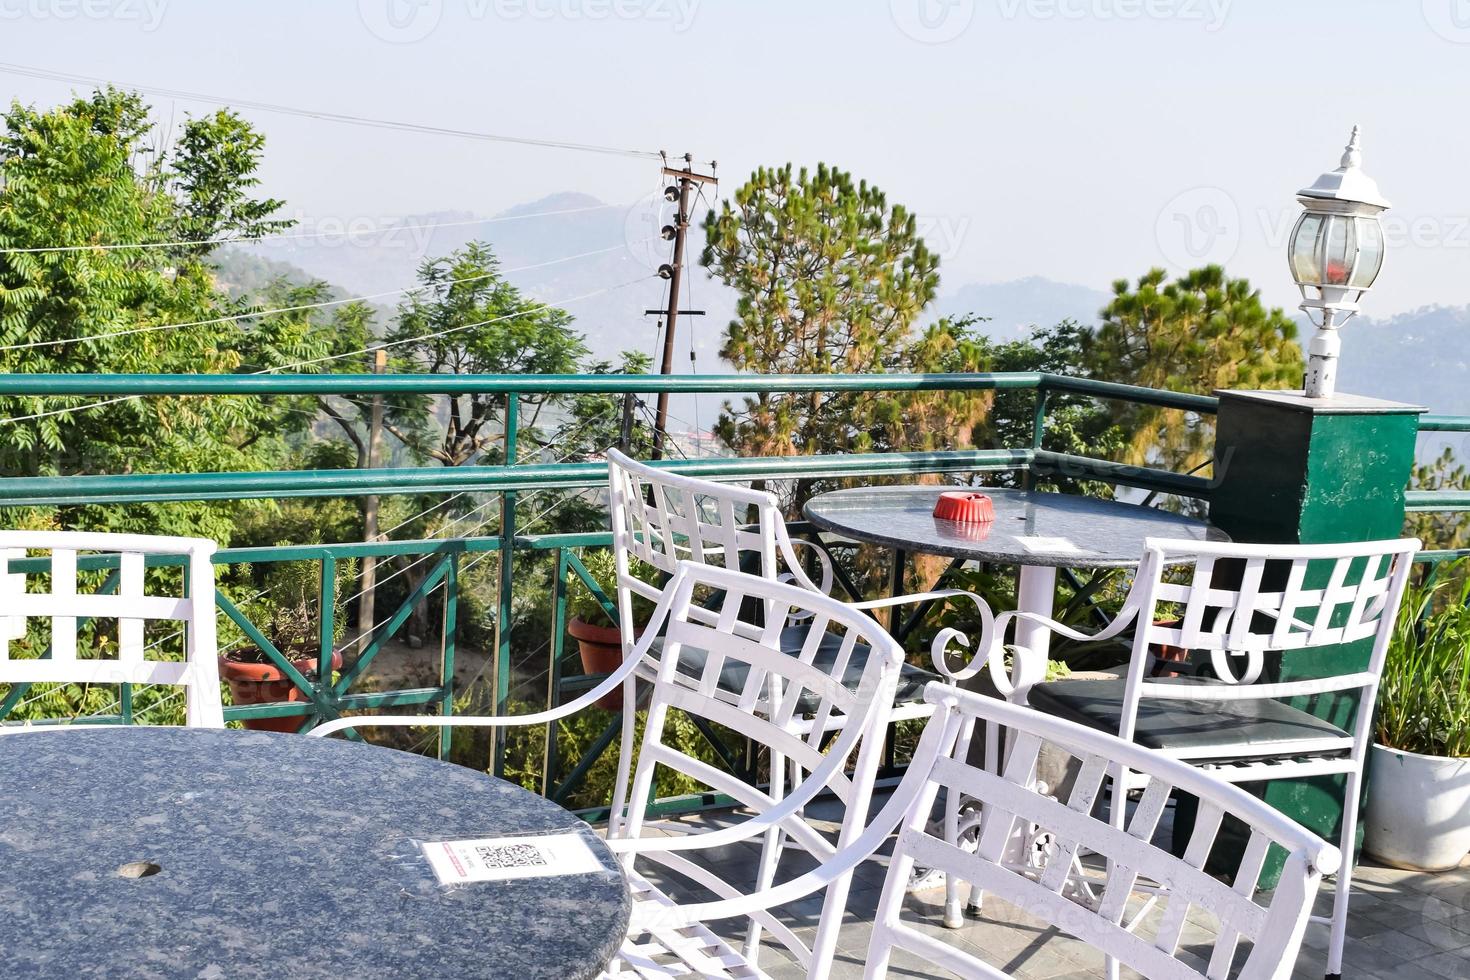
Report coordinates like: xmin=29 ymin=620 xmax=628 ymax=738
xmin=1340 ymin=126 xmax=1362 ymax=171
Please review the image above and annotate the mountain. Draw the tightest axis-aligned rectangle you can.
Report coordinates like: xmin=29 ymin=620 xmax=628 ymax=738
xmin=1338 ymin=305 xmax=1469 ymax=414
xmin=224 ymin=194 xmax=1465 ymax=464
xmin=211 ymin=248 xmax=329 ymax=299
xmin=929 ymin=276 xmax=1111 ymax=337
xmin=1335 ymin=305 xmax=1470 ymax=461
xmin=250 ymin=192 xmax=734 ymax=374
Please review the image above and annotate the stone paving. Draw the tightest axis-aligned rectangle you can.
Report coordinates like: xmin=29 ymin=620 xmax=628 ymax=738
xmin=631 ymin=796 xmax=1470 ymax=979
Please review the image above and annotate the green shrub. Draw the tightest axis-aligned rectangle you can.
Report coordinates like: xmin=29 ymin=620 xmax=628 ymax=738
xmin=1377 ymin=561 xmax=1470 ymax=758
xmin=567 ymin=549 xmax=660 ymax=626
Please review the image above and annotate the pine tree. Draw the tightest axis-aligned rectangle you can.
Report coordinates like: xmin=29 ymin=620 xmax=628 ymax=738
xmin=1084 ymin=266 xmax=1302 ymax=477
xmin=702 ymin=163 xmax=990 ymax=506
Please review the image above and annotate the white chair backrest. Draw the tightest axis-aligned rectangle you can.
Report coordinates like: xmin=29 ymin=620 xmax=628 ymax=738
xmin=1106 ymin=537 xmax=1420 ymax=740
xmin=869 ymin=685 xmax=1339 ymax=980
xmin=607 ymin=449 xmax=821 ymax=645
xmin=618 ymin=560 xmax=904 ymax=966
xmin=0 ymin=532 xmax=223 ymax=729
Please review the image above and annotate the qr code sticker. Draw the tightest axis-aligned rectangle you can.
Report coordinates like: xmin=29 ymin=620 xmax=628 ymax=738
xmin=424 ymin=832 xmax=604 ymax=883
xmin=473 ymin=843 xmax=547 ymax=870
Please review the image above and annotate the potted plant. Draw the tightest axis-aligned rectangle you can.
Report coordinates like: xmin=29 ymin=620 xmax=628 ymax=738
xmin=219 ymin=559 xmax=356 ymax=733
xmin=1364 ymin=565 xmax=1470 ymax=871
xmin=567 ymin=550 xmax=659 ymax=710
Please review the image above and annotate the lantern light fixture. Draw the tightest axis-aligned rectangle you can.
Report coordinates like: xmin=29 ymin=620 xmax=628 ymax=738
xmin=1287 ymin=126 xmax=1390 ymax=399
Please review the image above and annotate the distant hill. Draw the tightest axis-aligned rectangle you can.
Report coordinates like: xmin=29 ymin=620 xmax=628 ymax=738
xmin=1338 ymin=305 xmax=1469 ymax=416
xmin=1335 ymin=305 xmax=1470 ymax=461
xmin=210 ymin=248 xmax=327 ymax=299
xmin=223 ymin=193 xmax=1466 ymax=461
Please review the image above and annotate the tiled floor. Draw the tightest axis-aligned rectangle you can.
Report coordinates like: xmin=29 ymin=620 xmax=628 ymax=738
xmin=628 ymin=797 xmax=1470 ymax=979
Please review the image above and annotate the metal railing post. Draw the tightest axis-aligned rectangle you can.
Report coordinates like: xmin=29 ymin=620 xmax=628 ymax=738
xmin=438 ymin=553 xmax=458 ymax=761
xmin=316 ymin=554 xmax=337 ymax=731
xmin=542 ymin=548 xmax=568 ymax=797
xmin=491 ymin=393 xmax=519 ymax=778
xmin=1024 ymin=383 xmax=1049 ymax=492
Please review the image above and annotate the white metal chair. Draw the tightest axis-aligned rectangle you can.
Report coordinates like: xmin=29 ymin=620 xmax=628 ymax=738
xmin=604 ymin=682 xmax=1339 ymax=979
xmin=984 ymin=536 xmax=1419 ymax=980
xmin=606 ymin=448 xmax=995 ymax=926
xmin=315 ymin=560 xmax=912 ymax=976
xmin=0 ymin=531 xmax=223 ymax=730
xmin=316 ymin=563 xmax=1334 ymax=978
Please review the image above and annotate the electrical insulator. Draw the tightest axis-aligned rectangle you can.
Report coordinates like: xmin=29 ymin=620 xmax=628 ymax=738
xmin=660 ymin=225 xmax=677 ymax=241
xmin=657 ymin=264 xmax=674 ymax=279
xmin=663 ymin=185 xmax=680 ymax=202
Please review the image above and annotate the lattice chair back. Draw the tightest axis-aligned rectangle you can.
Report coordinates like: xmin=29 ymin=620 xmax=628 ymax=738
xmin=615 ymin=560 xmax=905 ymax=972
xmin=0 ymin=532 xmax=223 ymax=730
xmin=868 ymin=686 xmax=1340 ymax=980
xmin=607 ymin=448 xmax=791 ymax=634
xmin=1115 ymin=536 xmax=1419 ymax=749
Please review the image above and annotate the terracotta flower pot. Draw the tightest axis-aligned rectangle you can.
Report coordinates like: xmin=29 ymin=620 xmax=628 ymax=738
xmin=219 ymin=650 xmax=344 ymax=733
xmin=568 ymin=616 xmax=638 ymax=710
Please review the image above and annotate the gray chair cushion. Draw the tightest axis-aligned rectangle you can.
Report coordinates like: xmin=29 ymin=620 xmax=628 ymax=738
xmin=1027 ymin=676 xmax=1350 ymax=756
xmin=655 ymin=624 xmax=936 ymax=714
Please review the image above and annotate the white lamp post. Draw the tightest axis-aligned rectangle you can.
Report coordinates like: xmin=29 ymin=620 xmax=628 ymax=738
xmin=1288 ymin=126 xmax=1390 ymax=399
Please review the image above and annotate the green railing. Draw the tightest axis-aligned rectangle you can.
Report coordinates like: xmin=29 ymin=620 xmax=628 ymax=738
xmin=1 ymin=371 xmax=1461 ymax=813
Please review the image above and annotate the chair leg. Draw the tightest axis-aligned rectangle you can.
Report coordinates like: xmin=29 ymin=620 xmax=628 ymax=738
xmin=944 ymin=714 xmax=977 ymax=928
xmin=608 ymin=677 xmax=638 ymax=837
xmin=743 ymin=750 xmax=789 ymax=963
xmin=961 ymin=717 xmax=1001 ymax=920
xmin=1325 ymin=768 xmax=1362 ymax=980
xmin=1104 ymin=765 xmax=1127 ymax=980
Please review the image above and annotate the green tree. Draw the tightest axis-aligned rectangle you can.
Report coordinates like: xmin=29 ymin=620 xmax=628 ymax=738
xmin=1408 ymin=448 xmax=1470 ymax=554
xmin=972 ymin=318 xmax=1125 ymax=495
xmin=0 ymin=88 xmax=323 ymax=543
xmin=390 ymin=242 xmax=588 ymax=466
xmin=702 ymin=163 xmax=990 ymax=504
xmin=164 ymin=109 xmax=293 ymax=254
xmin=1084 ymin=266 xmax=1302 ymax=476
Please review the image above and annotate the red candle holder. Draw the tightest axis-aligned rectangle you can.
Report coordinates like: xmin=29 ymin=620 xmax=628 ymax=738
xmin=933 ymin=491 xmax=994 ymax=524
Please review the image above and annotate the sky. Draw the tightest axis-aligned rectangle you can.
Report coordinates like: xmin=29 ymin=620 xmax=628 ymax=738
xmin=3 ymin=0 xmax=1468 ymax=317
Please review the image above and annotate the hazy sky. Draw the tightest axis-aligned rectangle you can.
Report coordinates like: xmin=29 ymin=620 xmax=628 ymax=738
xmin=3 ymin=1 xmax=1468 ymax=317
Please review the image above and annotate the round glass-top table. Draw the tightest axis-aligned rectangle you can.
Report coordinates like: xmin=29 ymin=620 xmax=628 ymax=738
xmin=1 ymin=727 xmax=630 ymax=980
xmin=804 ymin=485 xmax=1227 ymax=658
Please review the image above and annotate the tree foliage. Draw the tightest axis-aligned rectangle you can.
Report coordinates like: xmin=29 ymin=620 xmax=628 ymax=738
xmin=702 ymin=163 xmax=990 ymax=504
xmin=390 ymin=242 xmax=587 ymax=466
xmin=972 ymin=319 xmax=1125 ymax=496
xmin=0 ymin=88 xmax=325 ymax=543
xmin=1408 ymin=448 xmax=1470 ymax=554
xmin=1085 ymin=266 xmax=1302 ymax=475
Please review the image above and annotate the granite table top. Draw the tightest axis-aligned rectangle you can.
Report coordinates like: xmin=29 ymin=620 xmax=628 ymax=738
xmin=0 ymin=727 xmax=630 ymax=979
xmin=803 ymin=485 xmax=1226 ymax=568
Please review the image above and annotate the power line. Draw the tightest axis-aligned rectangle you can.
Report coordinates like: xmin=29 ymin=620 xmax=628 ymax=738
xmin=267 ymin=275 xmax=651 ymax=373
xmin=0 ymin=62 xmax=670 ymax=163
xmin=0 ymin=203 xmax=624 ymax=256
xmin=0 ymin=239 xmax=647 ymax=353
xmin=0 ymin=275 xmax=652 ymax=425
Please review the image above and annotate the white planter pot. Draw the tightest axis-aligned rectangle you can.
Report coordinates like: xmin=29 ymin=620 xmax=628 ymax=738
xmin=1364 ymin=743 xmax=1470 ymax=872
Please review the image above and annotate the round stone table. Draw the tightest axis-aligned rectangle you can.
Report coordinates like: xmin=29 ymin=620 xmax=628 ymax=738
xmin=0 ymin=727 xmax=630 ymax=979
xmin=804 ymin=485 xmax=1227 ymax=659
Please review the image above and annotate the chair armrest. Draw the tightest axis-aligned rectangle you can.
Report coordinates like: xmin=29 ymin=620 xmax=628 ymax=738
xmin=605 ymin=680 xmax=884 ymax=856
xmin=618 ymin=692 xmax=964 ymax=929
xmin=851 ymin=589 xmax=997 ymax=683
xmin=309 ymin=578 xmax=683 ymax=739
xmin=309 ymin=646 xmax=646 ymax=738
xmin=781 ymin=537 xmax=835 ymax=597
xmin=986 ymin=595 xmax=1146 ymax=700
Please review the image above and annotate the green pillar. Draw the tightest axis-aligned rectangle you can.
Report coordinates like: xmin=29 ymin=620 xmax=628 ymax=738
xmin=1204 ymin=388 xmax=1423 ymax=873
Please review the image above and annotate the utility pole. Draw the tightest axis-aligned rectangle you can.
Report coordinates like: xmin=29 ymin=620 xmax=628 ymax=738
xmin=649 ymin=152 xmax=716 ymax=460
xmin=356 ymin=347 xmax=387 ymax=655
